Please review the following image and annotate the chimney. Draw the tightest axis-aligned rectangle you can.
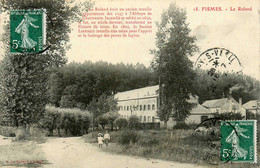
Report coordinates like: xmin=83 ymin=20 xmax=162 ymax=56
xmin=239 ymin=98 xmax=242 ymax=105
xmin=227 ymin=93 xmax=232 ymax=112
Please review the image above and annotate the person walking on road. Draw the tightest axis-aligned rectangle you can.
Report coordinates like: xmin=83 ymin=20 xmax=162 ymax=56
xmin=97 ymin=133 xmax=104 ymax=148
xmin=104 ymin=130 xmax=110 ymax=147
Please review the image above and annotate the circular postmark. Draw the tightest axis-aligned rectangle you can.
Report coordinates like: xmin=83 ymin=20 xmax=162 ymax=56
xmin=194 ymin=118 xmax=239 ymax=165
xmin=194 ymin=48 xmax=243 ymax=93
xmin=195 ymin=47 xmax=243 ymax=74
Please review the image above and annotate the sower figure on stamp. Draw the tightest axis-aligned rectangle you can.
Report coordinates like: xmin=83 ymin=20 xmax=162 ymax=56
xmin=225 ymin=124 xmax=249 ymax=160
xmin=15 ymin=13 xmax=39 ymax=49
xmin=104 ymin=130 xmax=110 ymax=147
xmin=97 ymin=133 xmax=104 ymax=148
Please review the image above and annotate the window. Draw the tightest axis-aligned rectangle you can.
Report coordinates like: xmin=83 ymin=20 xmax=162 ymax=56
xmin=140 ymin=105 xmax=142 ymax=111
xmin=148 ymin=116 xmax=151 ymax=122
xmin=144 ymin=116 xmax=146 ymax=122
xmin=143 ymin=105 xmax=146 ymax=111
xmin=140 ymin=116 xmax=142 ymax=122
xmin=201 ymin=116 xmax=208 ymax=122
xmin=124 ymin=106 xmax=126 ymax=111
xmin=127 ymin=106 xmax=129 ymax=111
xmin=152 ymin=117 xmax=155 ymax=123
xmin=148 ymin=105 xmax=151 ymax=110
xmin=130 ymin=106 xmax=132 ymax=110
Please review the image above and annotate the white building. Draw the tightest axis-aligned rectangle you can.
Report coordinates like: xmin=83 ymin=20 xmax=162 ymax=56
xmin=114 ymin=85 xmax=160 ymax=123
xmin=114 ymin=85 xmax=213 ymax=124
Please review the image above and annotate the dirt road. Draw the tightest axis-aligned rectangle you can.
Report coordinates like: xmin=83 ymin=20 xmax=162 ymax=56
xmin=40 ymin=137 xmax=206 ymax=168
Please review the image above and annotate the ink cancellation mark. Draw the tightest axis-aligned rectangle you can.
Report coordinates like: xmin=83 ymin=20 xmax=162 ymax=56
xmin=195 ymin=48 xmax=243 ymax=93
xmin=195 ymin=47 xmax=243 ymax=73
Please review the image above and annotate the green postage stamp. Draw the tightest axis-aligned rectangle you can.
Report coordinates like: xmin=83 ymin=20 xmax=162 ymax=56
xmin=10 ymin=9 xmax=46 ymax=53
xmin=221 ymin=120 xmax=257 ymax=163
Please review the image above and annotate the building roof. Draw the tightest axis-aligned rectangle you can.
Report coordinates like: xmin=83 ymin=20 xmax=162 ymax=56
xmin=202 ymin=98 xmax=228 ymax=108
xmin=243 ymin=100 xmax=260 ymax=110
xmin=114 ymin=85 xmax=159 ymax=101
xmin=190 ymin=104 xmax=212 ymax=114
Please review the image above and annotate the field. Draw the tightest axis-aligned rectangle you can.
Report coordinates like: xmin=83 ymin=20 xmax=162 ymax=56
xmin=0 ymin=140 xmax=46 ymax=167
xmin=84 ymin=129 xmax=260 ymax=168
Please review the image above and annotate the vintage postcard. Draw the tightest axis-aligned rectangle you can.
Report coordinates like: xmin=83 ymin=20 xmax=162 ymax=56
xmin=0 ymin=0 xmax=259 ymax=168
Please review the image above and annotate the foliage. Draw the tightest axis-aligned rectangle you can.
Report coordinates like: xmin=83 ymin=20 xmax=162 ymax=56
xmin=88 ymin=94 xmax=118 ymax=130
xmin=85 ymin=129 xmax=260 ymax=166
xmin=173 ymin=122 xmax=190 ymax=129
xmin=0 ymin=0 xmax=93 ymax=130
xmin=39 ymin=106 xmax=91 ymax=136
xmin=96 ymin=115 xmax=108 ymax=130
xmin=212 ymin=112 xmax=244 ymax=121
xmin=193 ymin=70 xmax=260 ymax=104
xmin=47 ymin=61 xmax=158 ymax=108
xmin=118 ymin=129 xmax=140 ymax=145
xmin=0 ymin=0 xmax=93 ymax=66
xmin=128 ymin=115 xmax=140 ymax=130
xmin=151 ymin=3 xmax=198 ymax=126
xmin=0 ymin=54 xmax=48 ymax=127
xmin=103 ymin=111 xmax=120 ymax=131
xmin=115 ymin=117 xmax=128 ymax=129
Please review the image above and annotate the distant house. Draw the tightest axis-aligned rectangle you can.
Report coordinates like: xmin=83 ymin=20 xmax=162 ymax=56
xmin=243 ymin=100 xmax=260 ymax=114
xmin=202 ymin=97 xmax=246 ymax=117
xmin=185 ymin=103 xmax=213 ymax=124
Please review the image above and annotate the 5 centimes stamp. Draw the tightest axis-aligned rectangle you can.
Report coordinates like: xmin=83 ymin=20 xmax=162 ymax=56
xmin=221 ymin=120 xmax=257 ymax=163
xmin=10 ymin=9 xmax=46 ymax=54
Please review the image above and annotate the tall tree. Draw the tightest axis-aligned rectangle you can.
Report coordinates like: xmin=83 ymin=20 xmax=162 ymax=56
xmin=87 ymin=94 xmax=118 ymax=131
xmin=0 ymin=0 xmax=93 ymax=132
xmin=151 ymin=3 xmax=198 ymax=127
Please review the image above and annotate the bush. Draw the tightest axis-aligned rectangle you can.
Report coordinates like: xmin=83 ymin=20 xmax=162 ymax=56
xmin=41 ymin=106 xmax=91 ymax=136
xmin=115 ymin=118 xmax=128 ymax=129
xmin=173 ymin=122 xmax=190 ymax=129
xmin=128 ymin=115 xmax=140 ymax=130
xmin=118 ymin=129 xmax=140 ymax=145
xmin=213 ymin=112 xmax=243 ymax=121
xmin=0 ymin=126 xmax=17 ymax=137
xmin=137 ymin=135 xmax=159 ymax=147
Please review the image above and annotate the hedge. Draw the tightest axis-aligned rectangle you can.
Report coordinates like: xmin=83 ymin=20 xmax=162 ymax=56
xmin=39 ymin=106 xmax=91 ymax=136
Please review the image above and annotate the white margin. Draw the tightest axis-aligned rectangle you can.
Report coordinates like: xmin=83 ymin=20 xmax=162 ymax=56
xmin=42 ymin=8 xmax=46 ymax=45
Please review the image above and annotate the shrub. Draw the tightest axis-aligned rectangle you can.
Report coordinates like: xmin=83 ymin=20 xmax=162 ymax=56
xmin=15 ymin=128 xmax=27 ymax=141
xmin=115 ymin=118 xmax=128 ymax=129
xmin=39 ymin=108 xmax=61 ymax=136
xmin=118 ymin=129 xmax=140 ymax=145
xmin=213 ymin=112 xmax=243 ymax=121
xmin=103 ymin=112 xmax=120 ymax=131
xmin=173 ymin=122 xmax=190 ymax=129
xmin=97 ymin=115 xmax=108 ymax=129
xmin=137 ymin=135 xmax=159 ymax=147
xmin=42 ymin=106 xmax=91 ymax=136
xmin=0 ymin=126 xmax=17 ymax=137
xmin=128 ymin=115 xmax=140 ymax=130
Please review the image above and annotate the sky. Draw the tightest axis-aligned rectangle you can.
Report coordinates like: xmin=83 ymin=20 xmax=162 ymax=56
xmin=0 ymin=0 xmax=259 ymax=79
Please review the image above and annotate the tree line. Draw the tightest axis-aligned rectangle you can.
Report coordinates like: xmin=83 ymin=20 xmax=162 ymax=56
xmin=47 ymin=61 xmax=158 ymax=109
xmin=46 ymin=60 xmax=260 ymax=110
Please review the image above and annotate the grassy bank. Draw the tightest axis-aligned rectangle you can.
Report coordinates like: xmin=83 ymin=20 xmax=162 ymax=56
xmin=0 ymin=141 xmax=46 ymax=167
xmin=84 ymin=129 xmax=260 ymax=168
